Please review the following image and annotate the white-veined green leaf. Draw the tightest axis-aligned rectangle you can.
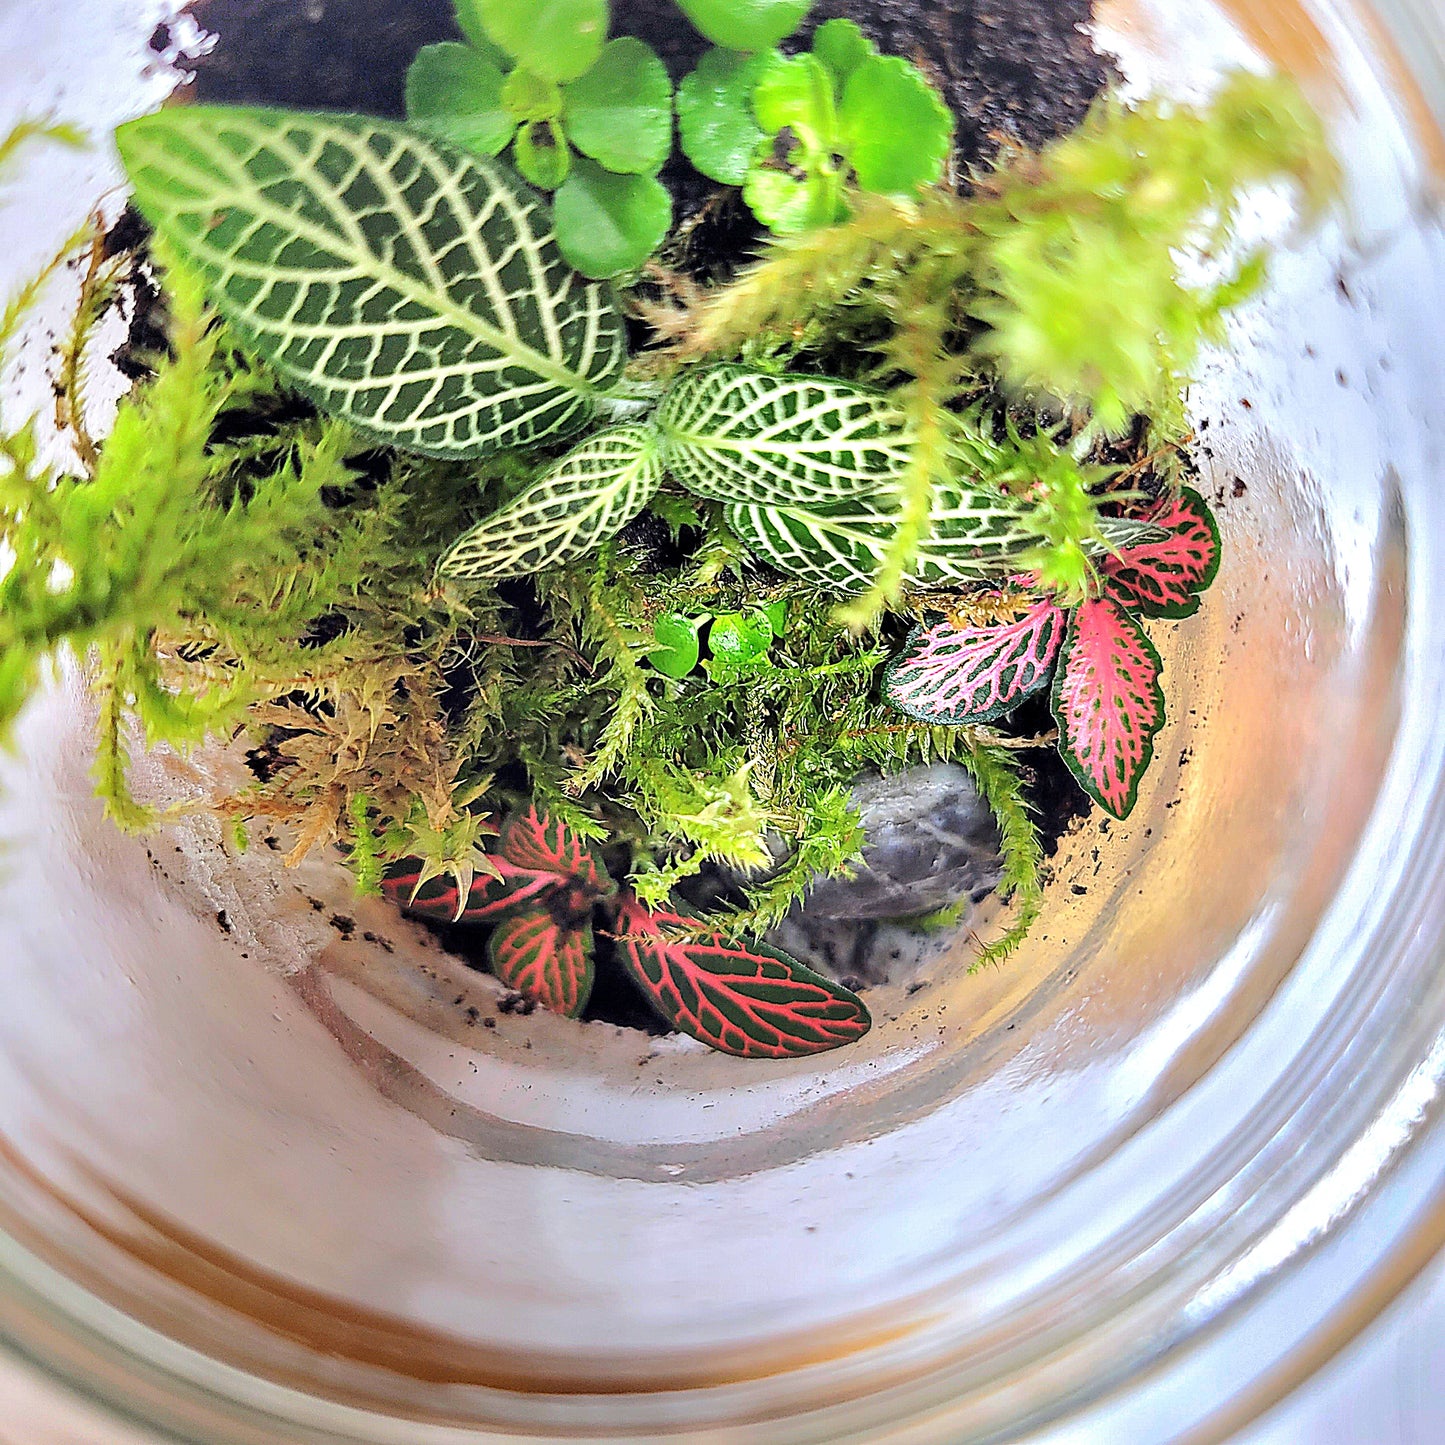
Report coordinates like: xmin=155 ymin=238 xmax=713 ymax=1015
xmin=657 ymin=365 xmax=915 ymax=507
xmin=115 ymin=107 xmax=627 ymax=458
xmin=439 ymin=424 xmax=664 ymax=580
xmin=725 ymin=483 xmax=1043 ymax=594
xmin=1097 ymin=516 xmax=1171 ymax=551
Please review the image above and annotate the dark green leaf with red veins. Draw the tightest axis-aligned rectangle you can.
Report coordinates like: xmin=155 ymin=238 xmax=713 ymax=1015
xmin=381 ymin=809 xmax=610 ymax=927
xmin=381 ymin=856 xmax=560 ymax=924
xmin=498 ymin=805 xmax=611 ymax=895
xmin=612 ymin=894 xmax=871 ymax=1058
xmin=488 ymin=904 xmax=595 ymax=1017
xmin=1103 ymin=487 xmax=1222 ymax=619
xmin=1050 ymin=598 xmax=1166 ymax=820
xmin=884 ymin=597 xmax=1067 ymax=725
xmin=381 ymin=861 xmax=463 ymax=920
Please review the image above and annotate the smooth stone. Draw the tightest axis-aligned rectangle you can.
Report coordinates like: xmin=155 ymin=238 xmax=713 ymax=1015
xmin=798 ymin=764 xmax=1003 ymax=921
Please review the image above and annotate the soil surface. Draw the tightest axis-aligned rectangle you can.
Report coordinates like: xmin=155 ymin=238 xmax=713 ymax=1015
xmin=175 ymin=0 xmax=1114 ymax=205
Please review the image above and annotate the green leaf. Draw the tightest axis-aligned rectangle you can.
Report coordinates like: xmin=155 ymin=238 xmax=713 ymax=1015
xmin=763 ymin=597 xmax=788 ymax=636
xmin=649 ymin=611 xmax=703 ymax=678
xmin=115 ymin=108 xmax=627 ymax=457
xmin=752 ymin=52 xmax=836 ymax=148
xmin=742 ymin=55 xmax=845 ymax=232
xmin=708 ymin=610 xmax=771 ymax=670
xmin=723 ymin=498 xmax=889 ymax=592
xmin=452 ymin=0 xmax=510 ymax=64
xmin=405 ymin=43 xmax=515 ymax=157
xmin=471 ymin=0 xmax=608 ymax=82
xmin=840 ymin=55 xmax=953 ymax=194
xmin=672 ymin=0 xmax=813 ymax=52
xmin=811 ymin=18 xmax=875 ymax=92
xmin=656 ymin=365 xmax=915 ymax=506
xmin=514 ymin=118 xmax=571 ymax=188
xmin=743 ymin=166 xmax=829 ymax=235
xmin=439 ymin=424 xmax=664 ymax=580
xmin=553 ymin=155 xmax=671 ymax=277
xmin=501 ymin=66 xmax=564 ymax=122
xmin=563 ymin=38 xmax=673 ymax=176
xmin=724 ymin=484 xmax=1041 ymax=594
xmin=677 ymin=48 xmax=766 ymax=186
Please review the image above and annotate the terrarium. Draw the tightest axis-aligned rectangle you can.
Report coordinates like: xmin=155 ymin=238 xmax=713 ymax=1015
xmin=0 ymin=0 xmax=1443 ymax=1439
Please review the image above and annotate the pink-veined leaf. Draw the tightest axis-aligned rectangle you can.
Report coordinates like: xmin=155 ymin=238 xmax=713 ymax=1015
xmin=884 ymin=596 xmax=1067 ymax=725
xmin=612 ymin=894 xmax=871 ymax=1059
xmin=1103 ymin=486 xmax=1221 ymax=618
xmin=488 ymin=900 xmax=595 ymax=1018
xmin=380 ymin=856 xmax=549 ymax=924
xmin=497 ymin=805 xmax=611 ymax=896
xmin=1050 ymin=597 xmax=1165 ymax=820
xmin=382 ymin=807 xmax=613 ymax=925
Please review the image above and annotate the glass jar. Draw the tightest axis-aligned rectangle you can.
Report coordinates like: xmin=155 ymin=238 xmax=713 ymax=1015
xmin=1 ymin=0 xmax=1444 ymax=1439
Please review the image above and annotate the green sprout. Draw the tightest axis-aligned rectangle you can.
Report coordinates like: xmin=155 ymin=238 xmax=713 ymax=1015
xmin=648 ymin=603 xmax=787 ymax=680
xmin=405 ymin=0 xmax=673 ymax=276
xmin=678 ymin=18 xmax=953 ymax=234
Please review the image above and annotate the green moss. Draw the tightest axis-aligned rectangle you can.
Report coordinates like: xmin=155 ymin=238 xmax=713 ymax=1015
xmin=0 ymin=74 xmax=1334 ymax=957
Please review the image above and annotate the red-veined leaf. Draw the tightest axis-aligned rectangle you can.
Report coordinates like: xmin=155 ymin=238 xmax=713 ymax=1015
xmin=1050 ymin=597 xmax=1165 ymax=820
xmin=498 ymin=805 xmax=610 ymax=896
xmin=489 ymin=900 xmax=595 ymax=1018
xmin=383 ymin=807 xmax=613 ymax=925
xmin=612 ymin=894 xmax=871 ymax=1059
xmin=884 ymin=596 xmax=1067 ymax=725
xmin=380 ymin=862 xmax=465 ymax=921
xmin=380 ymin=856 xmax=554 ymax=924
xmin=1104 ymin=486 xmax=1221 ymax=618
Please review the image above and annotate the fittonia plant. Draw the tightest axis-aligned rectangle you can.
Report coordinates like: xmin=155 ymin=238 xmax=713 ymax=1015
xmin=0 ymin=13 xmax=1334 ymax=1056
xmin=381 ymin=805 xmax=869 ymax=1057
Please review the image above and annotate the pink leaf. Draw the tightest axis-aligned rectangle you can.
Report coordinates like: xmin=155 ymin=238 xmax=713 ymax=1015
xmin=612 ymin=894 xmax=871 ymax=1059
xmin=489 ymin=901 xmax=595 ymax=1018
xmin=1104 ymin=486 xmax=1221 ymax=618
xmin=884 ymin=596 xmax=1067 ymax=725
xmin=1051 ymin=597 xmax=1165 ymax=820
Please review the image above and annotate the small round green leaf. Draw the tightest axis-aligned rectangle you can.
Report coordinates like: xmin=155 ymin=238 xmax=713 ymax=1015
xmin=452 ymin=0 xmax=510 ymax=64
xmin=752 ymin=51 xmax=836 ymax=146
xmin=501 ymin=66 xmax=564 ymax=122
xmin=674 ymin=0 xmax=813 ymax=52
xmin=840 ymin=55 xmax=953 ymax=195
xmin=514 ymin=119 xmax=571 ymax=189
xmin=473 ymin=0 xmax=608 ymax=82
xmin=763 ymin=598 xmax=789 ymax=636
xmin=563 ymin=37 xmax=674 ymax=175
xmin=677 ymin=47 xmax=767 ymax=185
xmin=650 ymin=612 xmax=703 ymax=678
xmin=554 ymin=156 xmax=672 ymax=277
xmin=709 ymin=610 xmax=772 ymax=669
xmin=743 ymin=161 xmax=842 ymax=234
xmin=405 ymin=43 xmax=515 ymax=157
xmin=811 ymin=17 xmax=875 ymax=92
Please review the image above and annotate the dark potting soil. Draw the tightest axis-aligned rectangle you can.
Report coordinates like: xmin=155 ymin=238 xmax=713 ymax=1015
xmin=160 ymin=0 xmax=1112 ymax=1023
xmin=174 ymin=0 xmax=1114 ymax=228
